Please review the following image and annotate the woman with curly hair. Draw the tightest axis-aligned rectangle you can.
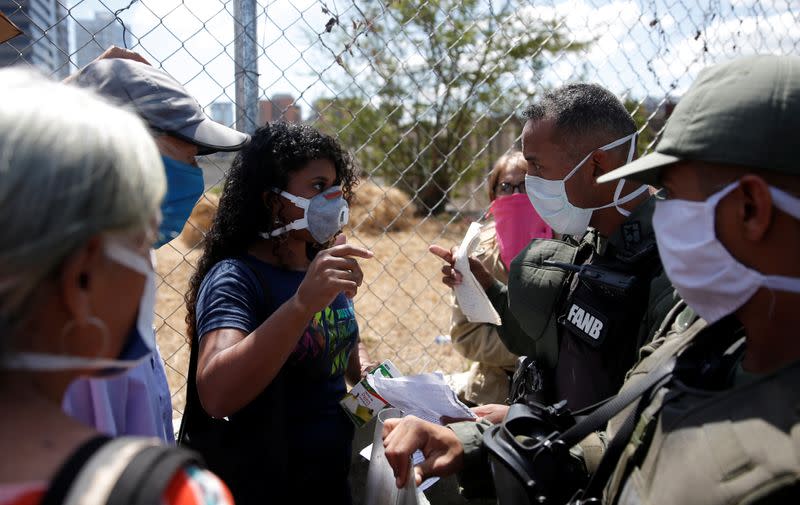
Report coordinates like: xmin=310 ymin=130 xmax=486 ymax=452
xmin=180 ymin=121 xmax=373 ymax=505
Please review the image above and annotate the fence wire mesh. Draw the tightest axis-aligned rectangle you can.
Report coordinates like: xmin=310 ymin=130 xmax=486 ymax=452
xmin=2 ymin=0 xmax=798 ymax=420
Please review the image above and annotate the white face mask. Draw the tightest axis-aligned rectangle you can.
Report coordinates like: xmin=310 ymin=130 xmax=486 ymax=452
xmin=262 ymin=186 xmax=349 ymax=244
xmin=2 ymin=241 xmax=157 ymax=371
xmin=524 ymin=133 xmax=649 ymax=236
xmin=653 ymin=182 xmax=800 ymax=324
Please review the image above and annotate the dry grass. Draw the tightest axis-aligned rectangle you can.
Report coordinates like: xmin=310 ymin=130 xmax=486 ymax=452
xmin=154 ymin=187 xmax=471 ymax=418
xmin=347 ymin=181 xmax=418 ymax=233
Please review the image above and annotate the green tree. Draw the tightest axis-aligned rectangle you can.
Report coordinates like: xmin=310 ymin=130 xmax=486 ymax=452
xmin=625 ymin=99 xmax=658 ymax=157
xmin=316 ymin=0 xmax=587 ymax=214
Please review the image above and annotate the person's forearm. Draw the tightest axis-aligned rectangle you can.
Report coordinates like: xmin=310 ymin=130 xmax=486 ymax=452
xmin=198 ymin=294 xmax=316 ymax=418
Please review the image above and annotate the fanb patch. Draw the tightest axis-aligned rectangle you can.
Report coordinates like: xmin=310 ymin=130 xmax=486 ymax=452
xmin=563 ymin=301 xmax=610 ymax=347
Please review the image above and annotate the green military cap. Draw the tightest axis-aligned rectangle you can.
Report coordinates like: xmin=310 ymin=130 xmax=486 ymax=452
xmin=598 ymin=55 xmax=800 ymax=186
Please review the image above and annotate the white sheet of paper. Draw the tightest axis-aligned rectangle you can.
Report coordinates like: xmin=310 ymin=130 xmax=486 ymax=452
xmin=366 ymin=373 xmax=476 ymax=424
xmin=453 ymin=222 xmax=502 ymax=325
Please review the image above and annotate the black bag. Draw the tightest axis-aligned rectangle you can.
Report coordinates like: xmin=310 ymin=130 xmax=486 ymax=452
xmin=177 ymin=257 xmax=289 ymax=505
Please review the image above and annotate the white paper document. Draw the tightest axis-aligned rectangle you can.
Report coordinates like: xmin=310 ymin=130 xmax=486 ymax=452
xmin=359 ymin=373 xmax=476 ymax=495
xmin=453 ymin=222 xmax=502 ymax=325
xmin=366 ymin=372 xmax=476 ymax=424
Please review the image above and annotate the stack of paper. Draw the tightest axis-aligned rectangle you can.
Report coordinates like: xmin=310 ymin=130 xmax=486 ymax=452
xmin=366 ymin=372 xmax=476 ymax=424
xmin=359 ymin=373 xmax=477 ymax=495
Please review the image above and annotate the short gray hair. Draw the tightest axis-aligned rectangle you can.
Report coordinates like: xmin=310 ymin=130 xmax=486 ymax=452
xmin=522 ymin=83 xmax=635 ymax=157
xmin=0 ymin=68 xmax=166 ymax=334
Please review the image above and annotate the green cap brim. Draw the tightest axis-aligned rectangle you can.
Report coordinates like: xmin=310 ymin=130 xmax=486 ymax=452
xmin=597 ymin=151 xmax=681 ymax=186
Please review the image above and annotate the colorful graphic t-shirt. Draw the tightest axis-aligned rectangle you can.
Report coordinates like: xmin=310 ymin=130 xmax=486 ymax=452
xmin=195 ymin=256 xmax=359 ymax=502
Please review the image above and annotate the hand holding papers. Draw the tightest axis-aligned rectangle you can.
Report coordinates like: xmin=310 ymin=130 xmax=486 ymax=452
xmin=453 ymin=222 xmax=502 ymax=325
xmin=366 ymin=372 xmax=476 ymax=424
xmin=359 ymin=373 xmax=476 ymax=496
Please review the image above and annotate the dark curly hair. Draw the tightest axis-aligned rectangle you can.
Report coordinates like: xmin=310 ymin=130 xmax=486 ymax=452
xmin=185 ymin=121 xmax=358 ymax=343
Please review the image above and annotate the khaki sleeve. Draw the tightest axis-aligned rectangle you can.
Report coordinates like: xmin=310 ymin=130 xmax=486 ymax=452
xmin=450 ymin=297 xmax=518 ymax=368
xmin=450 ymin=419 xmax=496 ymax=499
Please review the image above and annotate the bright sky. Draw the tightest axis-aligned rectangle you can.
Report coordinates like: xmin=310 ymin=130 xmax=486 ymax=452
xmin=66 ymin=0 xmax=798 ymax=116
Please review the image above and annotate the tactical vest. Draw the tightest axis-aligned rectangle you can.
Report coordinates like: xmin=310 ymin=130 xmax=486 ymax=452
xmin=507 ymin=199 xmax=665 ymax=409
xmin=604 ymin=318 xmax=800 ymax=505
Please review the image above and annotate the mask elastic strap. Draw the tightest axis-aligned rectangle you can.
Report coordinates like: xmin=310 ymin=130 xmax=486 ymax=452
xmin=261 ymin=189 xmax=312 ymax=239
xmin=771 ymin=187 xmax=800 ymax=220
xmin=105 ymin=242 xmax=151 ymax=276
xmin=755 ymin=186 xmax=800 ymax=293
xmin=611 ymin=180 xmax=649 ymax=217
xmin=611 ymin=133 xmax=641 ymax=216
xmin=274 ymin=189 xmax=311 ymax=210
xmin=564 ymin=132 xmax=638 ymax=182
xmin=1 ymin=352 xmax=141 ymax=371
xmin=261 ymin=217 xmax=309 ymax=239
xmin=762 ymin=275 xmax=800 ymax=293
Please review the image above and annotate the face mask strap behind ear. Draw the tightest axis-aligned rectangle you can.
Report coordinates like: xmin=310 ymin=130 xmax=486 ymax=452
xmin=571 ymin=132 xmax=646 ymax=217
xmin=261 ymin=189 xmax=312 ymax=239
xmin=610 ymin=133 xmax=646 ymax=217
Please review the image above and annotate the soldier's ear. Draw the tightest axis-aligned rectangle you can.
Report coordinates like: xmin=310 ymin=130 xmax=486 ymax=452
xmin=590 ymin=150 xmax=613 ymax=182
xmin=737 ymin=175 xmax=773 ymax=243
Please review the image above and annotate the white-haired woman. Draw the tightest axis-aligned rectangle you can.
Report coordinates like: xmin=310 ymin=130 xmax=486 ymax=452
xmin=0 ymin=69 xmax=233 ymax=505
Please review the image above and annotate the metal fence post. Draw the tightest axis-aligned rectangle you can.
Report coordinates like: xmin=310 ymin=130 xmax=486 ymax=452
xmin=233 ymin=0 xmax=258 ymax=134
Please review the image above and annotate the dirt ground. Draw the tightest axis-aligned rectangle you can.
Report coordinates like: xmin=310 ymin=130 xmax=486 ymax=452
xmin=154 ymin=213 xmax=472 ymax=419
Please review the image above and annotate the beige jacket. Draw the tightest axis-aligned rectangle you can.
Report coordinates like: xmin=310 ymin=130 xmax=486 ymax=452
xmin=449 ymin=222 xmax=519 ymax=406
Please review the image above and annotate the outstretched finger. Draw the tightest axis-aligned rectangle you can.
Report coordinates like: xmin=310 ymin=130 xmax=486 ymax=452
xmin=429 ymin=244 xmax=453 ymax=263
xmin=328 ymin=244 xmax=374 ymax=259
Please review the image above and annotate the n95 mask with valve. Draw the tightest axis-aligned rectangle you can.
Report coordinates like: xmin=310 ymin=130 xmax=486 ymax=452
xmin=263 ymin=185 xmax=349 ymax=244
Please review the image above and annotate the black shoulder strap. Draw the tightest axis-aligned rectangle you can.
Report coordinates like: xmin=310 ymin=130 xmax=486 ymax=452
xmin=567 ymin=316 xmax=746 ymax=503
xmin=106 ymin=446 xmax=204 ymax=505
xmin=559 ymin=354 xmax=676 ymax=448
xmin=41 ymin=436 xmax=112 ymax=505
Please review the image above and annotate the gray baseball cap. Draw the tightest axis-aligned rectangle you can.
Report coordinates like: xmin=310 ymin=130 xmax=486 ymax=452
xmin=598 ymin=55 xmax=800 ymax=186
xmin=74 ymin=58 xmax=249 ymax=155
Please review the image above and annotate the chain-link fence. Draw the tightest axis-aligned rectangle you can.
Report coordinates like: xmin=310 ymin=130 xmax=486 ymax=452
xmin=2 ymin=0 xmax=798 ymax=422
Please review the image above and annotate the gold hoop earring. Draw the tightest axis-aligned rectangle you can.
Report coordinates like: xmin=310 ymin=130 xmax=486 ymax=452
xmin=59 ymin=316 xmax=110 ymax=358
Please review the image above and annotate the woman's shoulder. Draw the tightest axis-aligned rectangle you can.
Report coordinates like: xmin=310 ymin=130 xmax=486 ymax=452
xmin=200 ymin=257 xmax=264 ymax=290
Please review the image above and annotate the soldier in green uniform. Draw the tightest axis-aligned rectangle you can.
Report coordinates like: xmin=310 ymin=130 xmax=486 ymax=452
xmin=396 ymin=83 xmax=675 ymax=496
xmin=384 ymin=55 xmax=800 ymax=504
xmin=587 ymin=53 xmax=800 ymax=505
xmin=430 ymin=84 xmax=675 ymax=413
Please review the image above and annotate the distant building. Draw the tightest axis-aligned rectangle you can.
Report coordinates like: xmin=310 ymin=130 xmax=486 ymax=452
xmin=0 ymin=0 xmax=70 ymax=79
xmin=209 ymin=101 xmax=234 ymax=128
xmin=74 ymin=11 xmax=132 ymax=69
xmin=259 ymin=94 xmax=302 ymax=124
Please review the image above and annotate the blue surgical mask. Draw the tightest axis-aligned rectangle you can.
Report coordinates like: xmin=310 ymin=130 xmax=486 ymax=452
xmin=157 ymin=155 xmax=204 ymax=248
